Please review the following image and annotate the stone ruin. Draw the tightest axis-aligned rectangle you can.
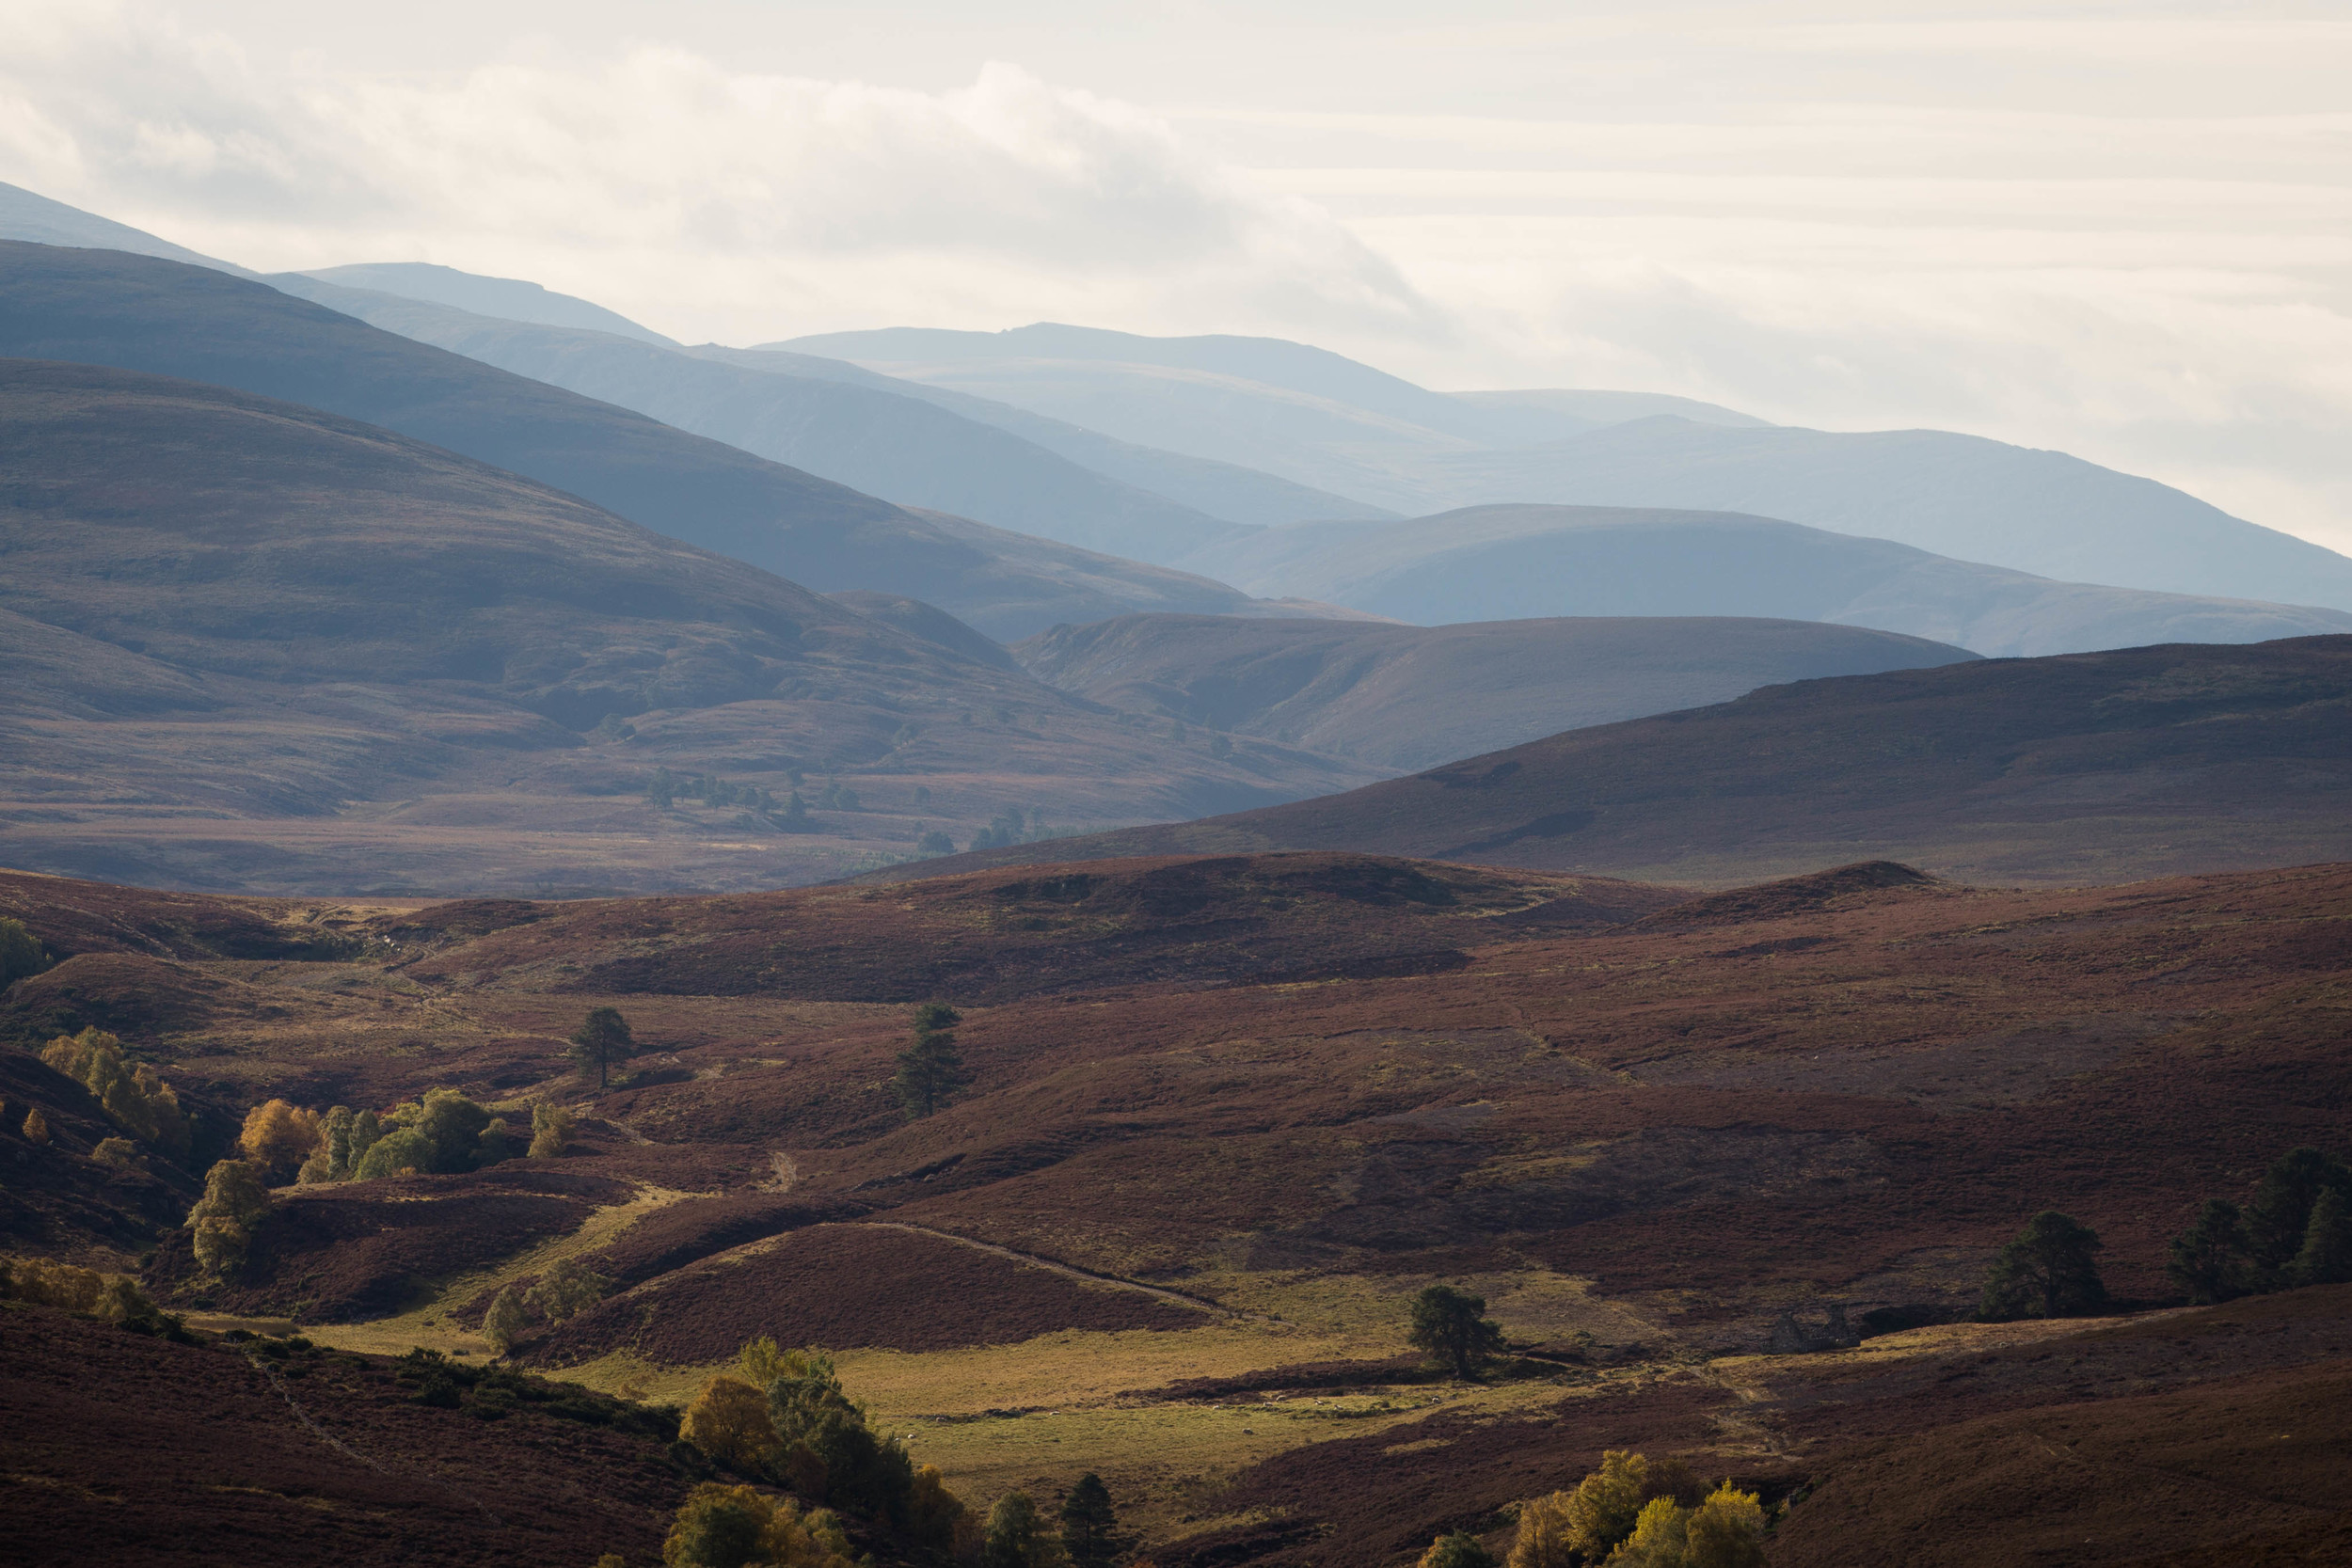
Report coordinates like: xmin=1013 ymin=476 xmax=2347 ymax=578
xmin=1769 ymin=1304 xmax=1862 ymax=1354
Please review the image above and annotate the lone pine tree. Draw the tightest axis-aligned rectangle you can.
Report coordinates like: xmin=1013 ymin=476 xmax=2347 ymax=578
xmin=894 ymin=1003 xmax=969 ymax=1119
xmin=1408 ymin=1284 xmax=1508 ymax=1378
xmin=1979 ymin=1211 xmax=2106 ymax=1320
xmin=569 ymin=1006 xmax=636 ymax=1090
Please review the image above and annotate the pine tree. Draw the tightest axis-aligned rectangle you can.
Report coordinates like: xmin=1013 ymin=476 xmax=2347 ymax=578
xmin=2247 ymin=1148 xmax=2352 ymax=1276
xmin=1059 ymin=1473 xmax=1120 ymax=1568
xmin=1979 ymin=1211 xmax=2106 ymax=1320
xmin=2293 ymin=1186 xmax=2352 ymax=1286
xmin=2167 ymin=1197 xmax=2253 ymax=1304
xmin=569 ymin=1006 xmax=637 ymax=1090
xmin=893 ymin=1004 xmax=969 ymax=1119
xmin=1408 ymin=1284 xmax=1508 ymax=1377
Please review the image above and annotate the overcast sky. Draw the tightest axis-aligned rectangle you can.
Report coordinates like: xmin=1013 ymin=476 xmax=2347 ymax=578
xmin=4 ymin=1 xmax=2347 ymax=551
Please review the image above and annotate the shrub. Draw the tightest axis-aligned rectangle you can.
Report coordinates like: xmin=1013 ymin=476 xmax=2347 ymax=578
xmin=0 ymin=915 xmax=48 ymax=987
xmin=982 ymin=1491 xmax=1060 ymax=1568
xmin=40 ymin=1028 xmax=188 ymax=1153
xmin=529 ymin=1102 xmax=577 ymax=1159
xmin=2168 ymin=1197 xmax=2254 ymax=1305
xmin=240 ymin=1099 xmax=325 ymax=1180
xmin=484 ymin=1286 xmax=529 ymax=1354
xmin=662 ymin=1483 xmax=854 ymax=1568
xmin=92 ymin=1136 xmax=139 ymax=1168
xmin=683 ymin=1375 xmax=781 ymax=1472
xmin=1416 ymin=1532 xmax=1495 ymax=1568
xmin=22 ymin=1107 xmax=51 ymax=1145
xmin=1408 ymin=1284 xmax=1508 ymax=1378
xmin=1979 ymin=1212 xmax=2106 ymax=1321
xmin=525 ymin=1257 xmax=610 ymax=1323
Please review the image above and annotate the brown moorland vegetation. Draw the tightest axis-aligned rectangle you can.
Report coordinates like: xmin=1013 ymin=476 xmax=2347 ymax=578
xmin=0 ymin=850 xmax=2346 ymax=1565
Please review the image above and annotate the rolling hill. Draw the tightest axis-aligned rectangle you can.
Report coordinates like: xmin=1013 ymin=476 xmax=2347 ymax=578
xmin=0 ymin=357 xmax=1374 ymax=894
xmin=1012 ymin=613 xmax=1976 ymax=772
xmin=1176 ymin=503 xmax=2352 ymax=656
xmin=868 ymin=636 xmax=2352 ymax=886
xmin=0 ymin=241 xmax=1282 ymax=641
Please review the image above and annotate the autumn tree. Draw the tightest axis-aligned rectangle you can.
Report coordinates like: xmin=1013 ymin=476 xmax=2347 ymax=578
xmin=1979 ymin=1211 xmax=2106 ymax=1321
xmin=22 ymin=1106 xmax=50 ymax=1145
xmin=2247 ymin=1148 xmax=2352 ymax=1279
xmin=1682 ymin=1483 xmax=1770 ymax=1568
xmin=484 ymin=1287 xmax=529 ymax=1354
xmin=93 ymin=1136 xmax=138 ymax=1168
xmin=1059 ymin=1472 xmax=1120 ymax=1568
xmin=1559 ymin=1450 xmax=1652 ymax=1561
xmin=41 ymin=1027 xmax=189 ymax=1153
xmin=1505 ymin=1489 xmax=1579 ymax=1568
xmin=2168 ymin=1197 xmax=2253 ymax=1305
xmin=0 ymin=915 xmax=47 ymax=988
xmin=910 ymin=1465 xmax=981 ymax=1563
xmin=893 ymin=1003 xmax=968 ymax=1120
xmin=240 ymin=1099 xmax=325 ymax=1180
xmin=529 ymin=1102 xmax=577 ymax=1159
xmin=682 ymin=1375 xmax=781 ymax=1472
xmin=1409 ymin=1284 xmax=1508 ymax=1378
xmin=570 ymin=1006 xmax=637 ymax=1090
xmin=1416 ymin=1532 xmax=1496 ymax=1568
xmin=187 ymin=1158 xmax=272 ymax=1278
xmin=661 ymin=1482 xmax=855 ymax=1568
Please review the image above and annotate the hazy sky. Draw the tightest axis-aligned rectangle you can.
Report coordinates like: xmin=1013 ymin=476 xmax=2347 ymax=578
xmin=4 ymin=1 xmax=2348 ymax=550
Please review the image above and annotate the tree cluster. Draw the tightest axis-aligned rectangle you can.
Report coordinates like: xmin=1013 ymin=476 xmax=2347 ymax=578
xmin=2167 ymin=1146 xmax=2352 ymax=1304
xmin=1 ymin=1253 xmax=189 ymax=1339
xmin=662 ymin=1483 xmax=859 ymax=1568
xmin=1503 ymin=1451 xmax=1766 ymax=1568
xmin=41 ymin=1027 xmax=190 ymax=1155
xmin=0 ymin=915 xmax=49 ymax=988
xmin=966 ymin=808 xmax=1063 ymax=852
xmin=482 ymin=1255 xmax=613 ymax=1354
xmin=893 ymin=1004 xmax=969 ymax=1121
xmin=675 ymin=1337 xmax=999 ymax=1563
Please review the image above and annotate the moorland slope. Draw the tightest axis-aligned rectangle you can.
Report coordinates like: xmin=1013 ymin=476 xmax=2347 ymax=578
xmin=4 ymin=853 xmax=2348 ymax=1567
xmin=1013 ymin=614 xmax=1977 ymax=771
xmin=876 ymin=636 xmax=2352 ymax=886
xmin=0 ymin=359 xmax=1369 ymax=893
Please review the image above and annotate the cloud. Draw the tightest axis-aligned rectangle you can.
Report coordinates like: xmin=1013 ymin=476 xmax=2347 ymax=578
xmin=0 ymin=4 xmax=1446 ymax=347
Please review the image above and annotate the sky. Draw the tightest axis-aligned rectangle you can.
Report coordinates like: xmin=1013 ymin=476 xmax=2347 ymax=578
xmin=2 ymin=0 xmax=2348 ymax=551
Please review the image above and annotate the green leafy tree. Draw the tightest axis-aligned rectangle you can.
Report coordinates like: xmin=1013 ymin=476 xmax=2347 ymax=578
xmin=41 ymin=1027 xmax=189 ymax=1153
xmin=983 ymin=1491 xmax=1059 ymax=1568
xmin=2168 ymin=1197 xmax=2254 ymax=1304
xmin=1417 ymin=1533 xmax=1497 ymax=1568
xmin=484 ymin=1286 xmax=529 ymax=1354
xmin=893 ymin=1003 xmax=969 ymax=1120
xmin=2293 ymin=1186 xmax=2352 ymax=1286
xmin=1408 ymin=1284 xmax=1508 ymax=1378
xmin=2246 ymin=1148 xmax=2352 ymax=1275
xmin=571 ymin=1006 xmax=638 ymax=1090
xmin=1979 ymin=1211 xmax=2106 ymax=1321
xmin=0 ymin=916 xmax=48 ymax=988
xmin=524 ymin=1257 xmax=610 ymax=1323
xmin=186 ymin=1159 xmax=272 ymax=1278
xmin=529 ymin=1102 xmax=577 ymax=1159
xmin=355 ymin=1126 xmax=435 ymax=1179
xmin=1059 ymin=1472 xmax=1120 ymax=1568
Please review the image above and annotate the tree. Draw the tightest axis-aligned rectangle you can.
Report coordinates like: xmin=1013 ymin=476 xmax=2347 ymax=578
xmin=1505 ymin=1490 xmax=1579 ymax=1568
xmin=1561 ymin=1451 xmax=1650 ymax=1561
xmin=524 ymin=1257 xmax=609 ymax=1323
xmin=983 ymin=1491 xmax=1061 ymax=1568
xmin=2168 ymin=1197 xmax=2253 ymax=1304
xmin=529 ymin=1102 xmax=577 ymax=1159
xmin=1682 ymin=1483 xmax=1769 ymax=1568
xmin=484 ymin=1286 xmax=529 ymax=1354
xmin=571 ymin=1006 xmax=638 ymax=1090
xmin=682 ymin=1375 xmax=781 ymax=1472
xmin=93 ymin=1136 xmax=139 ymax=1168
xmin=893 ymin=1003 xmax=969 ymax=1120
xmin=910 ymin=1465 xmax=980 ymax=1563
xmin=355 ymin=1126 xmax=435 ymax=1180
xmin=240 ymin=1099 xmax=325 ymax=1180
xmin=1059 ymin=1473 xmax=1120 ymax=1568
xmin=1979 ymin=1211 xmax=2106 ymax=1321
xmin=0 ymin=915 xmax=48 ymax=988
xmin=2294 ymin=1186 xmax=2352 ymax=1287
xmin=41 ymin=1028 xmax=189 ymax=1153
xmin=1611 ymin=1497 xmax=1691 ymax=1567
xmin=662 ymin=1483 xmax=854 ymax=1568
xmin=2247 ymin=1148 xmax=2352 ymax=1275
xmin=1408 ymin=1284 xmax=1508 ymax=1378
xmin=1416 ymin=1533 xmax=1496 ymax=1568
xmin=22 ymin=1106 xmax=50 ymax=1145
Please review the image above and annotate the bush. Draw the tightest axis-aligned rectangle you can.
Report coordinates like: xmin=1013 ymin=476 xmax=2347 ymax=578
xmin=92 ymin=1136 xmax=139 ymax=1168
xmin=40 ymin=1028 xmax=188 ymax=1153
xmin=6 ymin=1255 xmax=105 ymax=1312
xmin=662 ymin=1483 xmax=855 ymax=1568
xmin=1416 ymin=1532 xmax=1495 ymax=1568
xmin=529 ymin=1102 xmax=577 ymax=1159
xmin=1978 ymin=1212 xmax=2106 ymax=1321
xmin=1409 ymin=1284 xmax=1509 ymax=1378
xmin=355 ymin=1126 xmax=435 ymax=1180
xmin=0 ymin=915 xmax=48 ymax=988
xmin=1683 ymin=1483 xmax=1769 ymax=1568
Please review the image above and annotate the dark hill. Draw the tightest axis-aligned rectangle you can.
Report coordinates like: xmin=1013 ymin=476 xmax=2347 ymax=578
xmin=1012 ymin=612 xmax=1976 ymax=771
xmin=867 ymin=637 xmax=2352 ymax=885
xmin=0 ymin=359 xmax=1371 ymax=894
xmin=0 ymin=241 xmax=1269 ymax=640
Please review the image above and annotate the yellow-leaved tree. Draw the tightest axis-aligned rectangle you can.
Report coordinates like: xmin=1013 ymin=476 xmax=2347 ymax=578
xmin=240 ymin=1099 xmax=325 ymax=1181
xmin=41 ymin=1028 xmax=189 ymax=1154
xmin=661 ymin=1483 xmax=855 ymax=1568
xmin=680 ymin=1374 xmax=780 ymax=1472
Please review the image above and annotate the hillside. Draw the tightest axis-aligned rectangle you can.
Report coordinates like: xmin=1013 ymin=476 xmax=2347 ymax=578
xmin=1012 ymin=614 xmax=1976 ymax=771
xmin=872 ymin=636 xmax=2352 ymax=886
xmin=0 ymin=358 xmax=1372 ymax=894
xmin=4 ymin=853 xmax=2348 ymax=1567
xmin=0 ymin=241 xmax=1276 ymax=641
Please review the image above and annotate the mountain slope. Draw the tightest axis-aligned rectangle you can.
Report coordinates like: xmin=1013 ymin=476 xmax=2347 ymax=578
xmin=0 ymin=242 xmax=1273 ymax=640
xmin=1177 ymin=504 xmax=2352 ymax=657
xmin=1013 ymin=613 xmax=1977 ymax=772
xmin=1411 ymin=417 xmax=2352 ymax=612
xmin=866 ymin=637 xmax=2352 ymax=886
xmin=0 ymin=358 xmax=1375 ymax=894
xmin=304 ymin=261 xmax=679 ymax=345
